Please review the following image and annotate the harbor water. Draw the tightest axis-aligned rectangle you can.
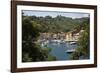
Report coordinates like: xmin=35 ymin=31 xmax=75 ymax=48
xmin=41 ymin=41 xmax=77 ymax=60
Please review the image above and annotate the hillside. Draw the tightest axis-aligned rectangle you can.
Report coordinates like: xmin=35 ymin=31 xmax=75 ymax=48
xmin=22 ymin=15 xmax=89 ymax=33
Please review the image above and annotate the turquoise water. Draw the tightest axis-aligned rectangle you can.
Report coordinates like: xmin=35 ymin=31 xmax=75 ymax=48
xmin=46 ymin=42 xmax=77 ymax=60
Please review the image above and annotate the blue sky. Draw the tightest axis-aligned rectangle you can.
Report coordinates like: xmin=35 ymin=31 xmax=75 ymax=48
xmin=22 ymin=10 xmax=89 ymax=19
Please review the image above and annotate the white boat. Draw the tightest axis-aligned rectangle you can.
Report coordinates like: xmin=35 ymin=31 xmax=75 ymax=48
xmin=41 ymin=40 xmax=49 ymax=47
xmin=65 ymin=49 xmax=75 ymax=53
xmin=50 ymin=40 xmax=61 ymax=43
xmin=69 ymin=42 xmax=76 ymax=45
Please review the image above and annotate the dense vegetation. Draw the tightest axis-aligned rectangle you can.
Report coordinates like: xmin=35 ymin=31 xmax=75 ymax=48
xmin=22 ymin=16 xmax=56 ymax=62
xmin=70 ymin=18 xmax=90 ymax=59
xmin=22 ymin=13 xmax=89 ymax=62
xmin=23 ymin=15 xmax=89 ymax=33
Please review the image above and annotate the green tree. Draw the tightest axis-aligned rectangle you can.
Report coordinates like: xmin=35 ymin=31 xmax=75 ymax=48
xmin=22 ymin=16 xmax=48 ymax=62
xmin=70 ymin=19 xmax=89 ymax=60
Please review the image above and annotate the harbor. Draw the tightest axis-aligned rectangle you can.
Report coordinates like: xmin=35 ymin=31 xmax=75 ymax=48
xmin=38 ymin=39 xmax=77 ymax=60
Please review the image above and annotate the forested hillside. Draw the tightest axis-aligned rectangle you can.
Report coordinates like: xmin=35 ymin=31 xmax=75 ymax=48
xmin=23 ymin=15 xmax=89 ymax=33
xmin=22 ymin=14 xmax=90 ymax=62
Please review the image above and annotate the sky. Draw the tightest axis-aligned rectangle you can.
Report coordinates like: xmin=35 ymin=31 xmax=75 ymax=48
xmin=22 ymin=10 xmax=89 ymax=19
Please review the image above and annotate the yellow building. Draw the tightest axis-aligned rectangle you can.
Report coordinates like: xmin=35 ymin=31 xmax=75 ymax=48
xmin=65 ymin=32 xmax=73 ymax=41
xmin=65 ymin=30 xmax=84 ymax=42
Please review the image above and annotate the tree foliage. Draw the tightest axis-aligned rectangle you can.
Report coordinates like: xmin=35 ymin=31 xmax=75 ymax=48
xmin=70 ymin=19 xmax=90 ymax=60
xmin=23 ymin=15 xmax=88 ymax=33
xmin=22 ymin=16 xmax=47 ymax=62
